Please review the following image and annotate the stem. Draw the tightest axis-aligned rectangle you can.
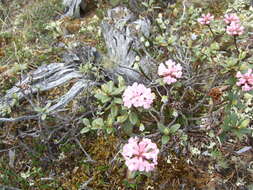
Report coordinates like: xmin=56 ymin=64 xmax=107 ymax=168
xmin=233 ymin=35 xmax=240 ymax=55
xmin=207 ymin=24 xmax=215 ymax=36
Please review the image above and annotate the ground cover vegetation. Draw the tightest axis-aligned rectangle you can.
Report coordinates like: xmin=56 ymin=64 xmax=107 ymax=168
xmin=0 ymin=0 xmax=253 ymax=189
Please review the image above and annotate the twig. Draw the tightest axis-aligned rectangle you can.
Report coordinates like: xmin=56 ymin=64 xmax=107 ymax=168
xmin=159 ymin=103 xmax=167 ymax=124
xmin=145 ymin=132 xmax=160 ymax=138
xmin=74 ymin=138 xmax=96 ymax=163
xmin=0 ymin=185 xmax=22 ymax=190
xmin=138 ymin=64 xmax=152 ymax=82
xmin=179 ymin=0 xmax=186 ymax=22
xmin=109 ymin=149 xmax=121 ymax=165
xmin=47 ymin=125 xmax=65 ymax=141
xmin=0 ymin=114 xmax=40 ymax=123
xmin=168 ymin=115 xmax=178 ymax=128
xmin=0 ymin=146 xmax=19 ymax=153
xmin=78 ymin=177 xmax=94 ymax=190
xmin=148 ymin=108 xmax=160 ymax=123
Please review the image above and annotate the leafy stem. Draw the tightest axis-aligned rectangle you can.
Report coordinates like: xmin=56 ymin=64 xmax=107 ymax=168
xmin=207 ymin=24 xmax=215 ymax=36
xmin=233 ymin=35 xmax=240 ymax=55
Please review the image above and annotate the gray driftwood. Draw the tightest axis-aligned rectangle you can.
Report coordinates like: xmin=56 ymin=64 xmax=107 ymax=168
xmin=0 ymin=44 xmax=99 ymax=118
xmin=62 ymin=0 xmax=87 ymax=18
xmin=101 ymin=7 xmax=156 ymax=83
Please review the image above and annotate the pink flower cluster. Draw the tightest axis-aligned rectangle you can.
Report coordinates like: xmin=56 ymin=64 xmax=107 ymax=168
xmin=122 ymin=137 xmax=159 ymax=172
xmin=122 ymin=83 xmax=155 ymax=109
xmin=236 ymin=69 xmax=253 ymax=91
xmin=224 ymin=13 xmax=244 ymax=36
xmin=158 ymin=59 xmax=182 ymax=85
xmin=197 ymin=13 xmax=214 ymax=25
xmin=224 ymin=13 xmax=240 ymax=25
xmin=226 ymin=21 xmax=244 ymax=36
xmin=197 ymin=12 xmax=245 ymax=36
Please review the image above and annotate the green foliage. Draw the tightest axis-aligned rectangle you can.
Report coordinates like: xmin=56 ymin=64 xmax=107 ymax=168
xmin=34 ymin=102 xmax=52 ymax=120
xmin=81 ymin=77 xmax=127 ymax=134
xmin=158 ymin=123 xmax=181 ymax=144
xmin=220 ymin=90 xmax=252 ymax=140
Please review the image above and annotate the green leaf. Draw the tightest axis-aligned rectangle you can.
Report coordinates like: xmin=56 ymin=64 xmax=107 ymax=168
xmin=181 ymin=134 xmax=188 ymax=141
xmin=109 ymin=0 xmax=121 ymax=6
xmin=92 ymin=118 xmax=104 ymax=128
xmin=210 ymin=42 xmax=219 ymax=51
xmin=162 ymin=135 xmax=170 ymax=144
xmin=94 ymin=93 xmax=111 ymax=103
xmin=118 ymin=76 xmax=125 ymax=88
xmin=233 ymin=128 xmax=251 ymax=140
xmin=117 ymin=114 xmax=128 ymax=123
xmin=82 ymin=118 xmax=90 ymax=126
xmin=110 ymin=105 xmax=119 ymax=118
xmin=80 ymin=127 xmax=90 ymax=134
xmin=161 ymin=96 xmax=168 ymax=103
xmin=129 ymin=112 xmax=138 ymax=125
xmin=139 ymin=123 xmax=145 ymax=131
xmin=163 ymin=128 xmax=170 ymax=135
xmin=142 ymin=2 xmax=149 ymax=7
xmin=239 ymin=119 xmax=250 ymax=128
xmin=34 ymin=106 xmax=43 ymax=113
xmin=113 ymin=97 xmax=123 ymax=104
xmin=106 ymin=127 xmax=114 ymax=134
xmin=229 ymin=112 xmax=238 ymax=125
xmin=107 ymin=81 xmax=114 ymax=94
xmin=238 ymin=128 xmax=251 ymax=135
xmin=170 ymin=124 xmax=181 ymax=133
xmin=111 ymin=87 xmax=125 ymax=96
xmin=226 ymin=57 xmax=238 ymax=67
xmin=101 ymin=83 xmax=108 ymax=93
xmin=158 ymin=123 xmax=166 ymax=132
xmin=102 ymin=81 xmax=114 ymax=94
xmin=106 ymin=116 xmax=114 ymax=127
xmin=239 ymin=51 xmax=247 ymax=60
xmin=122 ymin=121 xmax=133 ymax=135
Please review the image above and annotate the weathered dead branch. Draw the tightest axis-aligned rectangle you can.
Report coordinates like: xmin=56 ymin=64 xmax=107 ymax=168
xmin=0 ymin=44 xmax=100 ymax=118
xmin=62 ymin=0 xmax=87 ymax=18
xmin=101 ymin=6 xmax=156 ymax=83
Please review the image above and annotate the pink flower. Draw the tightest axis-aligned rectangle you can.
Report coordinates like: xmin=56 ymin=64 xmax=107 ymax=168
xmin=224 ymin=13 xmax=240 ymax=25
xmin=226 ymin=22 xmax=244 ymax=36
xmin=236 ymin=69 xmax=253 ymax=91
xmin=122 ymin=137 xmax=159 ymax=172
xmin=197 ymin=13 xmax=214 ymax=25
xmin=158 ymin=59 xmax=182 ymax=85
xmin=122 ymin=83 xmax=155 ymax=109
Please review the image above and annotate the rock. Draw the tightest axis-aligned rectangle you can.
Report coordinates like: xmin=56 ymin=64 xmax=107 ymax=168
xmin=101 ymin=6 xmax=156 ymax=83
xmin=62 ymin=0 xmax=87 ymax=18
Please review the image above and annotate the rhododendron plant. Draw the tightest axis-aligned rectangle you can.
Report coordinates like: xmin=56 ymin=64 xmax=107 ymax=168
xmin=197 ymin=13 xmax=214 ymax=25
xmin=122 ymin=137 xmax=159 ymax=172
xmin=224 ymin=13 xmax=240 ymax=25
xmin=236 ymin=69 xmax=253 ymax=91
xmin=122 ymin=83 xmax=155 ymax=109
xmin=226 ymin=22 xmax=244 ymax=36
xmin=158 ymin=59 xmax=182 ymax=85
